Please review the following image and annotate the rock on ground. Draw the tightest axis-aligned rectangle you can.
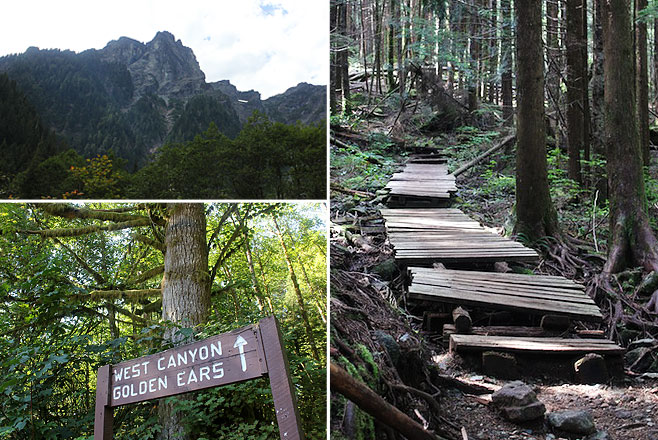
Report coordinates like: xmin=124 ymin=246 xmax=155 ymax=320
xmin=547 ymin=409 xmax=597 ymax=436
xmin=491 ymin=381 xmax=546 ymax=422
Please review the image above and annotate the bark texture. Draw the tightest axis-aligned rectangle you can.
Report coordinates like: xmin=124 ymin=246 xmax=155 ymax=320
xmin=636 ymin=0 xmax=650 ymax=165
xmin=602 ymin=0 xmax=658 ymax=273
xmin=546 ymin=0 xmax=561 ymax=135
xmin=501 ymin=0 xmax=514 ymax=124
xmin=513 ymin=0 xmax=559 ymax=241
xmin=566 ymin=0 xmax=585 ymax=182
xmin=159 ymin=203 xmax=210 ymax=440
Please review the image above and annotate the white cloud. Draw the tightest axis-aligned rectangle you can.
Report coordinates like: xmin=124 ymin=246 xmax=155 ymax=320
xmin=0 ymin=0 xmax=328 ymax=98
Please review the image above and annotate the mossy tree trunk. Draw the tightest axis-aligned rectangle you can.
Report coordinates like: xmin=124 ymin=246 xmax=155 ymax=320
xmin=513 ymin=0 xmax=559 ymax=241
xmin=158 ymin=203 xmax=210 ymax=440
xmin=602 ymin=0 xmax=658 ymax=274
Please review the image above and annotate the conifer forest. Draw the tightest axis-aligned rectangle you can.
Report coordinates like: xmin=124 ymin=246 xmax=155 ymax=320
xmin=331 ymin=1 xmax=658 ymax=439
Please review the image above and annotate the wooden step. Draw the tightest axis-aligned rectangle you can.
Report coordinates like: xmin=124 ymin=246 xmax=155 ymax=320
xmin=408 ymin=267 xmax=602 ymax=322
xmin=381 ymin=209 xmax=539 ymax=265
xmin=449 ymin=334 xmax=624 ymax=356
xmin=385 ymin=163 xmax=456 ymax=201
xmin=442 ymin=324 xmax=606 ymax=345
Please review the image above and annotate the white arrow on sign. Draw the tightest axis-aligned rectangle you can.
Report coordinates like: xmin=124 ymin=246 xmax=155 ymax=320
xmin=234 ymin=335 xmax=248 ymax=372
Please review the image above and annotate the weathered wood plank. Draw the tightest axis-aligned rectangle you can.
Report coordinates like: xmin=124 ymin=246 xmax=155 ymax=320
xmin=410 ymin=267 xmax=582 ymax=287
xmin=408 ymin=284 xmax=602 ymax=321
xmin=449 ymin=335 xmax=624 ymax=355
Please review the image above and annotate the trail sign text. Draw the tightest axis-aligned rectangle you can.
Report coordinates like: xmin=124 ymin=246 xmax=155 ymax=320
xmin=110 ymin=326 xmax=264 ymax=406
xmin=94 ymin=316 xmax=303 ymax=440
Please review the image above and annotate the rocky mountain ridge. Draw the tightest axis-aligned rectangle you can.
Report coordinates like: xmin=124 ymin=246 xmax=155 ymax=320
xmin=0 ymin=31 xmax=325 ymax=167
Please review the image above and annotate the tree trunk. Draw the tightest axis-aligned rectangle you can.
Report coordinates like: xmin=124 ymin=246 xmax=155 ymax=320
xmin=242 ymin=227 xmax=266 ymax=312
xmin=374 ymin=0 xmax=383 ymax=93
xmin=330 ymin=363 xmax=444 ymax=440
xmin=273 ymin=217 xmax=320 ymax=361
xmin=468 ymin=2 xmax=480 ymax=114
xmin=654 ymin=19 xmax=658 ymax=110
xmin=636 ymin=0 xmax=650 ymax=165
xmin=582 ymin=0 xmax=591 ymax=164
xmin=501 ymin=0 xmax=513 ymax=124
xmin=159 ymin=203 xmax=210 ymax=440
xmin=339 ymin=1 xmax=350 ymax=111
xmin=591 ymin=0 xmax=607 ymax=196
xmin=387 ymin=0 xmax=397 ymax=90
xmin=330 ymin=0 xmax=340 ymax=112
xmin=487 ymin=0 xmax=498 ymax=104
xmin=566 ymin=0 xmax=585 ymax=183
xmin=513 ymin=0 xmax=559 ymax=240
xmin=547 ymin=0 xmax=561 ymax=139
xmin=602 ymin=0 xmax=658 ymax=274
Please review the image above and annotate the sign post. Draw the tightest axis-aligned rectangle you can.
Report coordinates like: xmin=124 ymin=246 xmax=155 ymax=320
xmin=94 ymin=316 xmax=304 ymax=440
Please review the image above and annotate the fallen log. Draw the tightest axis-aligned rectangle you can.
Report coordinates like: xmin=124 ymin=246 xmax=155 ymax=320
xmin=330 ymin=183 xmax=375 ymax=199
xmin=331 ymin=363 xmax=449 ymax=440
xmin=453 ymin=134 xmax=516 ymax=177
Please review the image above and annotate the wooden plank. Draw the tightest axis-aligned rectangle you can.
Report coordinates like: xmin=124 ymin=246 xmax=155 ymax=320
xmin=397 ymin=250 xmax=539 ymax=257
xmin=442 ymin=324 xmax=606 ymax=339
xmin=409 ymin=267 xmax=582 ymax=287
xmin=94 ymin=365 xmax=113 ymax=440
xmin=259 ymin=316 xmax=305 ymax=440
xmin=449 ymin=335 xmax=624 ymax=355
xmin=408 ymin=280 xmax=598 ymax=311
xmin=409 ymin=270 xmax=587 ymax=297
xmin=408 ymin=284 xmax=602 ymax=321
xmin=410 ymin=277 xmax=592 ymax=303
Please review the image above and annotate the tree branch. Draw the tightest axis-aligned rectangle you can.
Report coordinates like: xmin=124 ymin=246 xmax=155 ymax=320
xmin=22 ymin=219 xmax=152 ymax=238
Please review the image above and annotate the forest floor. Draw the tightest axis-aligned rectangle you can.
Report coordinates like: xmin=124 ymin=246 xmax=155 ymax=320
xmin=330 ymin=96 xmax=658 ymax=440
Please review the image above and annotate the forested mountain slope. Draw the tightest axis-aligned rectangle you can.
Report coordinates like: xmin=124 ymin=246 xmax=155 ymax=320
xmin=0 ymin=31 xmax=325 ymax=168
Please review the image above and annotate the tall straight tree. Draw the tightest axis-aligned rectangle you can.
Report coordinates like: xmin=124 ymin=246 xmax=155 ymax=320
xmin=500 ymin=0 xmax=513 ymax=123
xmin=566 ymin=0 xmax=585 ymax=183
xmin=272 ymin=216 xmax=320 ymax=361
xmin=467 ymin=1 xmax=481 ymax=113
xmin=513 ymin=0 xmax=559 ymax=240
xmin=636 ymin=0 xmax=650 ymax=165
xmin=159 ymin=203 xmax=210 ymax=440
xmin=602 ymin=0 xmax=658 ymax=273
xmin=546 ymin=0 xmax=561 ymax=134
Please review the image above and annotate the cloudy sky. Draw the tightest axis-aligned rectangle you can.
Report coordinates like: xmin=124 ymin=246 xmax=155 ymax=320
xmin=0 ymin=0 xmax=327 ymax=98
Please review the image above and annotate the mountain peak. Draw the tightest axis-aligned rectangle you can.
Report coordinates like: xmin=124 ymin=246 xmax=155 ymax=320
xmin=153 ymin=30 xmax=175 ymax=41
xmin=98 ymin=31 xmax=205 ymax=100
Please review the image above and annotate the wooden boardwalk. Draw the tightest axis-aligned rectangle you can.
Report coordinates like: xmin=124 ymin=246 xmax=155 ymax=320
xmin=385 ymin=162 xmax=457 ymax=206
xmin=408 ymin=267 xmax=602 ymax=322
xmin=381 ymin=208 xmax=539 ymax=264
xmin=377 ymin=147 xmax=622 ymax=371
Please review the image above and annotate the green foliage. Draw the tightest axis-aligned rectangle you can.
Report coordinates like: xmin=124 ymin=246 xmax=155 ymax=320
xmin=67 ymin=154 xmax=128 ymax=198
xmin=168 ymin=94 xmax=241 ymax=142
xmin=331 ymin=135 xmax=398 ymax=193
xmin=0 ymin=203 xmax=326 ymax=439
xmin=480 ymin=160 xmax=515 ymax=194
xmin=130 ymin=115 xmax=325 ymax=199
xmin=0 ymin=73 xmax=65 ymax=197
xmin=0 ymin=49 xmax=147 ymax=167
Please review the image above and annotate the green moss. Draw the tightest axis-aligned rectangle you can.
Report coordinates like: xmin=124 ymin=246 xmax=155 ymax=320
xmin=356 ymin=344 xmax=379 ymax=381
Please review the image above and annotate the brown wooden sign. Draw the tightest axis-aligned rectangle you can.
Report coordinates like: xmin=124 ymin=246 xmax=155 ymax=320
xmin=94 ymin=316 xmax=303 ymax=440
